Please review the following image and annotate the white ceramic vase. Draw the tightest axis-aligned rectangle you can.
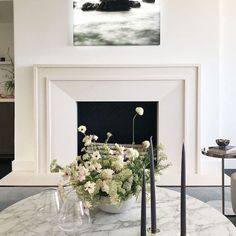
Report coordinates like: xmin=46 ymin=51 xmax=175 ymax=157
xmin=98 ymin=196 xmax=136 ymax=214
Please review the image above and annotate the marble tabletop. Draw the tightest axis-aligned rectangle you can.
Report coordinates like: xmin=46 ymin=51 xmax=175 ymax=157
xmin=0 ymin=187 xmax=236 ymax=236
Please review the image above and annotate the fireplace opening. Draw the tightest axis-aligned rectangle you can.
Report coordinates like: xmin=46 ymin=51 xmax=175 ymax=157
xmin=77 ymin=102 xmax=158 ymax=153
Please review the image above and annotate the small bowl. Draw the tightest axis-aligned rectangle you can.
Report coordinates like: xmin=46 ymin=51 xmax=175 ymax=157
xmin=216 ymin=139 xmax=230 ymax=147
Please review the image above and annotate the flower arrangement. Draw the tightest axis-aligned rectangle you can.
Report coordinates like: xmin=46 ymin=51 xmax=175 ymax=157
xmin=51 ymin=107 xmax=170 ymax=209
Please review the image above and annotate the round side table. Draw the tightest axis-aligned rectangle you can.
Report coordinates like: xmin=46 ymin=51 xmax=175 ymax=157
xmin=201 ymin=147 xmax=236 ymax=216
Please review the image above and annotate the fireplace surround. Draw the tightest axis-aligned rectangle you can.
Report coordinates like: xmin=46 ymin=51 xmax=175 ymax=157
xmin=30 ymin=65 xmax=200 ymax=184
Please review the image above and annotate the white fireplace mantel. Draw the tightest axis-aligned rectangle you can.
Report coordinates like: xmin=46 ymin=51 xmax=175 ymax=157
xmin=2 ymin=64 xmax=218 ymax=186
xmin=32 ymin=65 xmax=200 ymax=180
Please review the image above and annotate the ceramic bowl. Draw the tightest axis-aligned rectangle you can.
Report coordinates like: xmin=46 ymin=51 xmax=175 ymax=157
xmin=216 ymin=139 xmax=230 ymax=147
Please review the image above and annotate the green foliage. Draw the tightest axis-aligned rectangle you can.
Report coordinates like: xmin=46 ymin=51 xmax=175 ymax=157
xmin=4 ymin=80 xmax=14 ymax=94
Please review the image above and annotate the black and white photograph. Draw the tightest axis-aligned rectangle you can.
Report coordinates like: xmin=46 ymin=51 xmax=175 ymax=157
xmin=73 ymin=0 xmax=160 ymax=46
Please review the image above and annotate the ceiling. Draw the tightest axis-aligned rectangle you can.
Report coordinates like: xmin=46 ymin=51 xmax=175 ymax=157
xmin=0 ymin=1 xmax=13 ymax=23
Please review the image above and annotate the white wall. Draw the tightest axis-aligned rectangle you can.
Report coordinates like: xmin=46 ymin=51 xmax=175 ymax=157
xmin=220 ymin=0 xmax=236 ymax=167
xmin=14 ymin=0 xmax=220 ymax=174
xmin=0 ymin=23 xmax=14 ymax=57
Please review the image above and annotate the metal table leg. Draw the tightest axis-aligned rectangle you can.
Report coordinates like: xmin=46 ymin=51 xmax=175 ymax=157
xmin=222 ymin=155 xmax=225 ymax=215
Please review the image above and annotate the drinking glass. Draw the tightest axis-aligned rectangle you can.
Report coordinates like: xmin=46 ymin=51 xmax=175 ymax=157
xmin=36 ymin=188 xmax=62 ymax=222
xmin=57 ymin=191 xmax=91 ymax=235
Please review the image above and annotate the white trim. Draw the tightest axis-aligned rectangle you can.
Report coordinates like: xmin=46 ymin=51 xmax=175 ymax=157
xmin=33 ymin=66 xmax=39 ymax=173
xmin=196 ymin=66 xmax=202 ymax=173
xmin=41 ymin=75 xmax=186 ymax=82
xmin=34 ymin=64 xmax=201 ymax=69
xmin=46 ymin=77 xmax=51 ymax=174
xmin=184 ymin=77 xmax=190 ymax=171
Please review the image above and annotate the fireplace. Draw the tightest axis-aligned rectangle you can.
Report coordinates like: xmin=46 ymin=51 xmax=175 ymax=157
xmin=27 ymin=65 xmax=200 ymax=185
xmin=77 ymin=101 xmax=158 ymax=153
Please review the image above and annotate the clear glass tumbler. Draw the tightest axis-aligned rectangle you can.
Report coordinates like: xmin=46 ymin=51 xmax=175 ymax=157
xmin=57 ymin=191 xmax=91 ymax=235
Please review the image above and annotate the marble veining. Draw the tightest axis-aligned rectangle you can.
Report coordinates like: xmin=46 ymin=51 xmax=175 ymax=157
xmin=0 ymin=188 xmax=235 ymax=236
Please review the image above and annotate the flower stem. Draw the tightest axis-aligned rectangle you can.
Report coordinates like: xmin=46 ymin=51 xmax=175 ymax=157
xmin=132 ymin=113 xmax=137 ymax=144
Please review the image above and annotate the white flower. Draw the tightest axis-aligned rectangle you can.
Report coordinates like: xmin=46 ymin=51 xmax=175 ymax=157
xmin=82 ymin=135 xmax=93 ymax=146
xmin=100 ymin=169 xmax=114 ymax=179
xmin=115 ymin=143 xmax=125 ymax=154
xmin=135 ymin=107 xmax=144 ymax=116
xmin=106 ymin=132 xmax=113 ymax=138
xmin=84 ymin=161 xmax=89 ymax=168
xmin=92 ymin=135 xmax=98 ymax=141
xmin=142 ymin=140 xmax=150 ymax=149
xmin=94 ymin=163 xmax=102 ymax=172
xmin=126 ymin=148 xmax=135 ymax=158
xmin=78 ymin=125 xmax=87 ymax=134
xmin=133 ymin=149 xmax=139 ymax=158
xmin=112 ymin=155 xmax=124 ymax=171
xmin=109 ymin=149 xmax=115 ymax=155
xmin=102 ymin=181 xmax=110 ymax=194
xmin=126 ymin=148 xmax=139 ymax=160
xmin=117 ymin=154 xmax=124 ymax=163
xmin=91 ymin=151 xmax=101 ymax=160
xmin=85 ymin=162 xmax=96 ymax=171
xmin=78 ymin=165 xmax=90 ymax=181
xmin=84 ymin=181 xmax=96 ymax=194
xmin=62 ymin=167 xmax=71 ymax=181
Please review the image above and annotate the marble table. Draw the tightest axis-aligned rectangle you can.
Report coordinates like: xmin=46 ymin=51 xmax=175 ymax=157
xmin=0 ymin=188 xmax=236 ymax=236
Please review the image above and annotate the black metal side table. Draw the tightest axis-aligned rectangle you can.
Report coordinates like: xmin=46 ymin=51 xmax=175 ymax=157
xmin=201 ymin=148 xmax=236 ymax=216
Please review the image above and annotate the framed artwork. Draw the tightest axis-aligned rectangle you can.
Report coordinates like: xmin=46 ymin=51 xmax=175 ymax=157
xmin=73 ymin=0 xmax=160 ymax=46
